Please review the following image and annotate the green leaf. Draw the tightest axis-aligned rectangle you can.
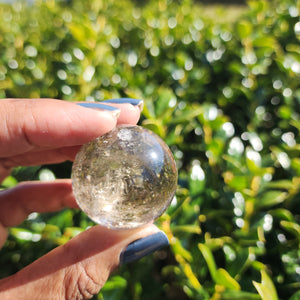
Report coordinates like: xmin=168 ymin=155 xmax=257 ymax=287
xmin=280 ymin=221 xmax=300 ymax=237
xmin=172 ymin=225 xmax=201 ymax=234
xmin=198 ymin=243 xmax=218 ymax=281
xmin=237 ymin=20 xmax=253 ymax=39
xmin=10 ymin=228 xmax=35 ymax=242
xmin=215 ymin=268 xmax=241 ymax=290
xmin=291 ymin=158 xmax=300 ymax=175
xmin=67 ymin=23 xmax=96 ymax=48
xmin=199 ymin=244 xmax=241 ymax=290
xmin=155 ymin=87 xmax=176 ymax=118
xmin=290 ymin=290 xmax=300 ymax=300
xmin=221 ymin=290 xmax=260 ymax=299
xmin=205 ymin=237 xmax=233 ymax=251
xmin=227 ymin=175 xmax=248 ymax=190
xmin=101 ymin=276 xmax=127 ymax=291
xmin=227 ymin=248 xmax=250 ymax=277
xmin=253 ymin=36 xmax=277 ymax=49
xmin=265 ymin=180 xmax=295 ymax=190
xmin=253 ymin=270 xmax=278 ymax=300
xmin=172 ymin=239 xmax=193 ymax=262
xmin=171 ymin=107 xmax=203 ymax=124
xmin=0 ymin=175 xmax=18 ymax=188
xmin=257 ymin=191 xmax=288 ymax=208
xmin=142 ymin=119 xmax=165 ymax=138
xmin=290 ymin=119 xmax=300 ymax=132
xmin=223 ymin=154 xmax=243 ymax=170
xmin=42 ymin=224 xmax=60 ymax=233
xmin=270 ymin=209 xmax=294 ymax=222
xmin=63 ymin=227 xmax=84 ymax=238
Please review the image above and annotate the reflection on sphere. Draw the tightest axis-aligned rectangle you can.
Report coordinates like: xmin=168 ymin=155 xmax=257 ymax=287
xmin=72 ymin=125 xmax=177 ymax=229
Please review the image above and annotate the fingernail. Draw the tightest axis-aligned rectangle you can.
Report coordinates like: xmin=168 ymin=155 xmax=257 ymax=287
xmin=120 ymin=231 xmax=169 ymax=265
xmin=77 ymin=102 xmax=121 ymax=118
xmin=103 ymin=98 xmax=144 ymax=112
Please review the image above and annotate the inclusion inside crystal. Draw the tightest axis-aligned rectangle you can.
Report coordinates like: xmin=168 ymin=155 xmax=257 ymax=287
xmin=71 ymin=125 xmax=177 ymax=229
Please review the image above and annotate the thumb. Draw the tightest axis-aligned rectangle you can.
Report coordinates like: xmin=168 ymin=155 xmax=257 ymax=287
xmin=0 ymin=224 xmax=169 ymax=300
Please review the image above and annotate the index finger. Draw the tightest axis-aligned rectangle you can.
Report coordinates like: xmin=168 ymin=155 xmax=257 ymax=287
xmin=0 ymin=98 xmax=141 ymax=158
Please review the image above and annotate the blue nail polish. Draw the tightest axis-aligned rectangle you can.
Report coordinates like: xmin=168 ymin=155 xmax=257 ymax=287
xmin=77 ymin=102 xmax=120 ymax=111
xmin=103 ymin=98 xmax=143 ymax=106
xmin=120 ymin=231 xmax=169 ymax=265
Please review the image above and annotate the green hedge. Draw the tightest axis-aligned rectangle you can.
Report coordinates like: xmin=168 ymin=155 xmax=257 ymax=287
xmin=0 ymin=0 xmax=299 ymax=299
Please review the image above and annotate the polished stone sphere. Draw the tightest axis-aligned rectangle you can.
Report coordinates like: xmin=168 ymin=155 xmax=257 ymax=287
xmin=71 ymin=125 xmax=177 ymax=229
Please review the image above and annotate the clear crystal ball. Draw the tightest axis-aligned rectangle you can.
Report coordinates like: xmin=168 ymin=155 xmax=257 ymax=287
xmin=71 ymin=125 xmax=177 ymax=229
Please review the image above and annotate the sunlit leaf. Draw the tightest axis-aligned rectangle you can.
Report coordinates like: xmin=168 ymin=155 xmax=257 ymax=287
xmin=237 ymin=20 xmax=253 ymax=39
xmin=172 ymin=225 xmax=201 ymax=235
xmin=215 ymin=268 xmax=241 ymax=290
xmin=253 ymin=36 xmax=277 ymax=49
xmin=269 ymin=209 xmax=294 ymax=222
xmin=253 ymin=270 xmax=278 ymax=300
xmin=102 ymin=276 xmax=127 ymax=291
xmin=265 ymin=180 xmax=296 ymax=190
xmin=256 ymin=191 xmax=288 ymax=208
xmin=0 ymin=176 xmax=18 ymax=188
xmin=172 ymin=239 xmax=193 ymax=262
xmin=280 ymin=221 xmax=300 ymax=238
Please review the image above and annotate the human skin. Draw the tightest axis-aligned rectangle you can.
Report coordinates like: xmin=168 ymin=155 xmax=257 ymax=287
xmin=0 ymin=99 xmax=159 ymax=299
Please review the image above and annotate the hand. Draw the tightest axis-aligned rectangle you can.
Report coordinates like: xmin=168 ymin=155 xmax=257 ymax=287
xmin=0 ymin=98 xmax=169 ymax=300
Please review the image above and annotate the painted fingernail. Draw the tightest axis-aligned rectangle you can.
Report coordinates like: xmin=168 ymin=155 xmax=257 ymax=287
xmin=77 ymin=102 xmax=121 ymax=118
xmin=120 ymin=231 xmax=169 ymax=265
xmin=103 ymin=98 xmax=144 ymax=112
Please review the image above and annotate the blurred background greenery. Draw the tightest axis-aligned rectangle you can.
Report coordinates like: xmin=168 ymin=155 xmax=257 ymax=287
xmin=0 ymin=0 xmax=299 ymax=299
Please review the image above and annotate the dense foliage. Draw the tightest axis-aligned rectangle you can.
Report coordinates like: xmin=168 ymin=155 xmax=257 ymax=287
xmin=0 ymin=0 xmax=299 ymax=299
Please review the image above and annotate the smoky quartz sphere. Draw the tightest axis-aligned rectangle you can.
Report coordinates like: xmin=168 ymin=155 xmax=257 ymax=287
xmin=71 ymin=125 xmax=177 ymax=229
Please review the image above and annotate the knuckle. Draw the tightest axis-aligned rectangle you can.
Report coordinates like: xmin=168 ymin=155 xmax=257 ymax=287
xmin=63 ymin=263 xmax=101 ymax=300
